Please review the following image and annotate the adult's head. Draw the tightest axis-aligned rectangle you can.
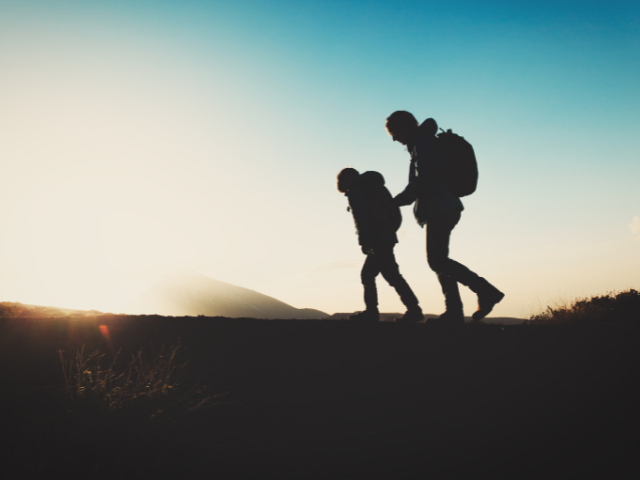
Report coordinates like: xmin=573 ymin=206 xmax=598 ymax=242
xmin=385 ymin=111 xmax=419 ymax=146
xmin=336 ymin=167 xmax=360 ymax=193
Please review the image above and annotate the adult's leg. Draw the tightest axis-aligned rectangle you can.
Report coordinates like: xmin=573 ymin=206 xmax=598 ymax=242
xmin=426 ymin=210 xmax=468 ymax=312
xmin=426 ymin=210 xmax=503 ymax=319
xmin=372 ymin=245 xmax=420 ymax=311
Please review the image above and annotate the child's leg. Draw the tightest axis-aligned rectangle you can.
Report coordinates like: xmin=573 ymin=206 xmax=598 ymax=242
xmin=361 ymin=252 xmax=380 ymax=312
xmin=374 ymin=245 xmax=420 ymax=311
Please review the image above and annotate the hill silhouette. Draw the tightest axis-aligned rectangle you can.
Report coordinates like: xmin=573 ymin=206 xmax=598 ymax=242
xmin=125 ymin=271 xmax=328 ymax=319
xmin=0 ymin=301 xmax=104 ymax=318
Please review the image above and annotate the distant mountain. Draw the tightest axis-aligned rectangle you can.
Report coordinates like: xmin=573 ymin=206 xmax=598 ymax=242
xmin=125 ymin=271 xmax=328 ymax=319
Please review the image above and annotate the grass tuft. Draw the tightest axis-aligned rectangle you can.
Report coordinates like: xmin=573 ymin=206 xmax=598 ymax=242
xmin=525 ymin=289 xmax=640 ymax=325
xmin=57 ymin=341 xmax=214 ymax=420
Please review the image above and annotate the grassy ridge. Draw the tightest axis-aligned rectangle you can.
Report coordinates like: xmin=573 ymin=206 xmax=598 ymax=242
xmin=527 ymin=289 xmax=640 ymax=324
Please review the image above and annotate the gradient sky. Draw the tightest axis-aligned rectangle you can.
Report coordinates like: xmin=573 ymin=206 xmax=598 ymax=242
xmin=1 ymin=0 xmax=639 ymax=317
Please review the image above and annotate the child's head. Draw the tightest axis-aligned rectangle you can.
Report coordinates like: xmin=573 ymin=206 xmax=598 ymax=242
xmin=336 ymin=168 xmax=360 ymax=193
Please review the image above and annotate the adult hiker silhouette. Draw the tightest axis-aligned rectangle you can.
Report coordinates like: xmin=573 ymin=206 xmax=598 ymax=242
xmin=386 ymin=111 xmax=504 ymax=324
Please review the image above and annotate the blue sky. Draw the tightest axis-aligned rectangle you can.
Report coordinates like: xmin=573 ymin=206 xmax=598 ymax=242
xmin=1 ymin=1 xmax=638 ymax=316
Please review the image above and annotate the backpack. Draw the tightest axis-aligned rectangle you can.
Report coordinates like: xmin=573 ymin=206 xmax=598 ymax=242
xmin=436 ymin=128 xmax=478 ymax=197
xmin=363 ymin=183 xmax=402 ymax=234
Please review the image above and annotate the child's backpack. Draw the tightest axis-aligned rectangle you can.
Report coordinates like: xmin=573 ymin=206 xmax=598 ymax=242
xmin=436 ymin=128 xmax=478 ymax=197
xmin=365 ymin=183 xmax=402 ymax=234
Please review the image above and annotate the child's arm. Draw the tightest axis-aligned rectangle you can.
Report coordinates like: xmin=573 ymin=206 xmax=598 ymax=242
xmin=348 ymin=185 xmax=374 ymax=252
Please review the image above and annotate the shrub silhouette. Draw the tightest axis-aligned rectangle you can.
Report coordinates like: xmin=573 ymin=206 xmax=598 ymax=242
xmin=526 ymin=289 xmax=640 ymax=325
xmin=58 ymin=341 xmax=213 ymax=420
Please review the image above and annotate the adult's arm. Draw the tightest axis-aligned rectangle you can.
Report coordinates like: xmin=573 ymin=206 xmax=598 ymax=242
xmin=413 ymin=135 xmax=441 ymax=195
xmin=394 ymin=175 xmax=419 ymax=206
xmin=393 ymin=135 xmax=440 ymax=206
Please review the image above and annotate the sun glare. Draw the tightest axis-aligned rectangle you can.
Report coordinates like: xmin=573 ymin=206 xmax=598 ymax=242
xmin=4 ymin=167 xmax=204 ymax=311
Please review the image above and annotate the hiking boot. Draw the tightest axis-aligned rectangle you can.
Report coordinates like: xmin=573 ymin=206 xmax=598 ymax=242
xmin=348 ymin=310 xmax=380 ymax=322
xmin=394 ymin=308 xmax=424 ymax=324
xmin=472 ymin=282 xmax=505 ymax=322
xmin=425 ymin=310 xmax=465 ymax=325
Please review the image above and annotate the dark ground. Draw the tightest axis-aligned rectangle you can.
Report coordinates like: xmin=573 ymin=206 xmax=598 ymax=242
xmin=0 ymin=316 xmax=638 ymax=479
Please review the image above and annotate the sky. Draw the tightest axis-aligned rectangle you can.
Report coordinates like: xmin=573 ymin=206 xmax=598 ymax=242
xmin=1 ymin=0 xmax=639 ymax=318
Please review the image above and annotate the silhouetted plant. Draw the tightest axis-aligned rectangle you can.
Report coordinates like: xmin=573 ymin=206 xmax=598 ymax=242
xmin=58 ymin=341 xmax=213 ymax=419
xmin=526 ymin=289 xmax=640 ymax=325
